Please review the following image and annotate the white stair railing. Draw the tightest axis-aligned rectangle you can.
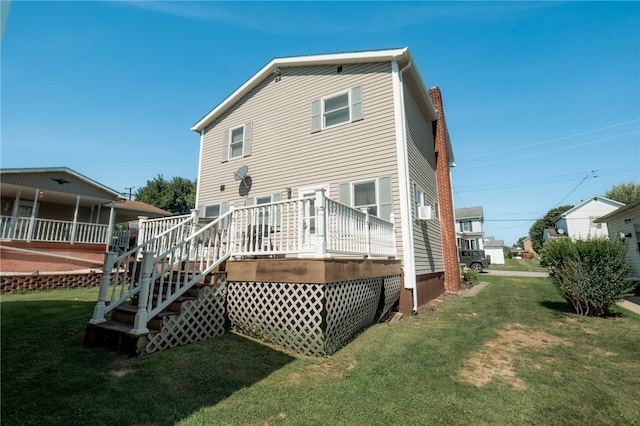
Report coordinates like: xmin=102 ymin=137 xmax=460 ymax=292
xmin=89 ymin=212 xmax=200 ymax=325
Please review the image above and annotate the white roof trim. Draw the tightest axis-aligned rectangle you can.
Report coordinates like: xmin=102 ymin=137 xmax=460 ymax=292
xmin=191 ymin=48 xmax=411 ymax=132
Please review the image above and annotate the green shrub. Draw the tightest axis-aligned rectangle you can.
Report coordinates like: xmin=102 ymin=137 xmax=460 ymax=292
xmin=541 ymin=236 xmax=633 ymax=316
xmin=461 ymin=266 xmax=480 ymax=285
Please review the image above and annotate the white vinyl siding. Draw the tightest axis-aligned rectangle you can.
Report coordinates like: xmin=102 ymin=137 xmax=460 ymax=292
xmin=198 ymin=61 xmax=403 ymax=258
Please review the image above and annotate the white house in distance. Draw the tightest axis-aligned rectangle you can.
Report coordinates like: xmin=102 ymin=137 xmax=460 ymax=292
xmin=483 ymin=237 xmax=505 ymax=265
xmin=553 ymin=195 xmax=625 ymax=241
xmin=595 ymin=199 xmax=640 ymax=282
xmin=455 ymin=206 xmax=484 ymax=250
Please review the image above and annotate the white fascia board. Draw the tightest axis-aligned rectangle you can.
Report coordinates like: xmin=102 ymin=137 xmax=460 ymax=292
xmin=191 ymin=48 xmax=410 ymax=133
xmin=1 ymin=166 xmax=123 ymax=199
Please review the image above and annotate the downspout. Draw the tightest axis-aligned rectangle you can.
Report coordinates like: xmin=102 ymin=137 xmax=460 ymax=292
xmin=391 ymin=59 xmax=419 ymax=315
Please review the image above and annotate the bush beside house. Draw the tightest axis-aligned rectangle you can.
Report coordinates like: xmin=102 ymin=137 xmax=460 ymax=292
xmin=541 ymin=237 xmax=633 ymax=316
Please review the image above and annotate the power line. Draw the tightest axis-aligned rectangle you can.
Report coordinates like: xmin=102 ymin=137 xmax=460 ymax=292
xmin=456 ymin=118 xmax=640 ymax=162
xmin=457 ymin=131 xmax=639 ymax=170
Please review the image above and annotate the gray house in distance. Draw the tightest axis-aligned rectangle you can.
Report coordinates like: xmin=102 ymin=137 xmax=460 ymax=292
xmin=455 ymin=206 xmax=484 ymax=250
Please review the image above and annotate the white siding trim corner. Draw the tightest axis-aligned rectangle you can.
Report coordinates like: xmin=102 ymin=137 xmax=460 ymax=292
xmin=391 ymin=60 xmax=416 ymax=289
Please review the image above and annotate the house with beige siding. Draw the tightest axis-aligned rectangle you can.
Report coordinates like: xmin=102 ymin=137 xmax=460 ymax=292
xmin=85 ymin=47 xmax=461 ymax=357
xmin=191 ymin=48 xmax=459 ymax=313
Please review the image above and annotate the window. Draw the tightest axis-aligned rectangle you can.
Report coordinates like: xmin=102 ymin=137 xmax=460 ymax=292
xmin=353 ymin=180 xmax=377 ymax=216
xmin=204 ymin=204 xmax=220 ymax=218
xmin=324 ymin=92 xmax=350 ymax=128
xmin=229 ymin=126 xmax=244 ymax=159
xmin=221 ymin=122 xmax=252 ymax=161
xmin=461 ymin=221 xmax=471 ymax=232
xmin=311 ymin=85 xmax=363 ymax=132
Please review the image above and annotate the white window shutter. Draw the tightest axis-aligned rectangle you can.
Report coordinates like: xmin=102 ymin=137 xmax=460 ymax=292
xmin=244 ymin=122 xmax=252 ymax=156
xmin=378 ymin=175 xmax=393 ymax=220
xmin=311 ymin=99 xmax=321 ymax=133
xmin=338 ymin=182 xmax=351 ymax=205
xmin=220 ymin=201 xmax=229 ymax=214
xmin=351 ymin=85 xmax=363 ymax=121
xmin=221 ymin=130 xmax=229 ymax=162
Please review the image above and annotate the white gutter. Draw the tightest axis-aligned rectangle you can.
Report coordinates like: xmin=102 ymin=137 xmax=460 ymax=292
xmin=391 ymin=59 xmax=419 ymax=314
xmin=195 ymin=129 xmax=205 ymax=209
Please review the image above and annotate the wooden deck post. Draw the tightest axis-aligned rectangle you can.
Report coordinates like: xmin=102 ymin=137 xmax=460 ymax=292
xmin=363 ymin=208 xmax=372 ymax=259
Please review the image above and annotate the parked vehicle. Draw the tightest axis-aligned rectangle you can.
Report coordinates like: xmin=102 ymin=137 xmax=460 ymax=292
xmin=459 ymin=249 xmax=491 ymax=273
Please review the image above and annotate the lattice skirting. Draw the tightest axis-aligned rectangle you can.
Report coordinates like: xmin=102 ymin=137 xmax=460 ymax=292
xmin=227 ymin=274 xmax=401 ymax=356
xmin=144 ymin=279 xmax=227 ymax=354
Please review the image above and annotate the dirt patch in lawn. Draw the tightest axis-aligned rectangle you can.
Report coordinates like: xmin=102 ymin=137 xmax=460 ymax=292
xmin=458 ymin=323 xmax=573 ymax=390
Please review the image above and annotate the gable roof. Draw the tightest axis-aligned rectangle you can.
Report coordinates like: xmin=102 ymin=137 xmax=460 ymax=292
xmin=454 ymin=206 xmax=484 ymax=220
xmin=190 ymin=47 xmax=454 ymax=164
xmin=554 ymin=195 xmax=625 ymax=221
xmin=0 ymin=167 xmax=123 ymax=206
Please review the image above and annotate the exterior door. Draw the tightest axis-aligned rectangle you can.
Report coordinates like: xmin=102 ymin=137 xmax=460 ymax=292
xmin=298 ymin=185 xmax=329 ymax=252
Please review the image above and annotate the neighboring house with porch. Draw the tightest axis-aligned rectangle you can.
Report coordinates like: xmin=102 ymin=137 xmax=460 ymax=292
xmin=0 ymin=167 xmax=171 ymax=275
xmin=595 ymin=199 xmax=640 ymax=282
xmin=552 ymin=195 xmax=624 ymax=241
xmin=84 ymin=47 xmax=461 ymax=356
xmin=455 ymin=206 xmax=484 ymax=250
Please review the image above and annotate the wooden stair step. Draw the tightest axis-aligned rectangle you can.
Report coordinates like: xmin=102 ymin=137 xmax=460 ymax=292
xmin=93 ymin=319 xmax=160 ymax=336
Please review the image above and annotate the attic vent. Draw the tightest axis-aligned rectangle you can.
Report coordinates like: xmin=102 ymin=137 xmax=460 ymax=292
xmin=336 ymin=66 xmax=343 ymax=74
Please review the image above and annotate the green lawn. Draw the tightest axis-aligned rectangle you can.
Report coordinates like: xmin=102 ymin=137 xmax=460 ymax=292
xmin=490 ymin=257 xmax=548 ymax=272
xmin=2 ymin=278 xmax=639 ymax=425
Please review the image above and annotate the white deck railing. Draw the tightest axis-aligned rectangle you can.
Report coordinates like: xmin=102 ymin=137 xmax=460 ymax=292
xmin=0 ymin=215 xmax=110 ymax=245
xmin=89 ymin=190 xmax=396 ymax=334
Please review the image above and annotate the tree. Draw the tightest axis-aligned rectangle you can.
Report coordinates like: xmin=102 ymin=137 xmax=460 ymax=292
xmin=604 ymin=181 xmax=640 ymax=204
xmin=528 ymin=205 xmax=574 ymax=253
xmin=134 ymin=175 xmax=196 ymax=215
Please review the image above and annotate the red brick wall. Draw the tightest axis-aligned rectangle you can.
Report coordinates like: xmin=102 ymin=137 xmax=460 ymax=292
xmin=428 ymin=87 xmax=461 ymax=293
xmin=1 ymin=271 xmax=103 ymax=292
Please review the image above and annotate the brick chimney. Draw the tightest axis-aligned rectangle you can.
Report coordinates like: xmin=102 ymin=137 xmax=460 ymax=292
xmin=428 ymin=87 xmax=460 ymax=293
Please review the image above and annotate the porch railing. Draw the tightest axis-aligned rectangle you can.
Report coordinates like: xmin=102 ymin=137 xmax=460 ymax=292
xmin=0 ymin=215 xmax=110 ymax=244
xmin=89 ymin=189 xmax=396 ymax=334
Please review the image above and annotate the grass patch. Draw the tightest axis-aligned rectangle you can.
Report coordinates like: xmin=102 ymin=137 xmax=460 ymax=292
xmin=491 ymin=257 xmax=548 ymax=272
xmin=2 ymin=278 xmax=639 ymax=425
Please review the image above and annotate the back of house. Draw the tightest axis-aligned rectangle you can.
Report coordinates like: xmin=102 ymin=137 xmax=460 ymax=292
xmin=191 ymin=47 xmax=459 ymax=312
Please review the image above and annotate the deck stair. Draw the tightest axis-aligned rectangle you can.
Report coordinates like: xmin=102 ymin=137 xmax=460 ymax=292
xmin=84 ymin=265 xmax=227 ymax=355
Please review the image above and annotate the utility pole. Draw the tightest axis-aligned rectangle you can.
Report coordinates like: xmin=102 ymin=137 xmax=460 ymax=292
xmin=124 ymin=186 xmax=134 ymax=200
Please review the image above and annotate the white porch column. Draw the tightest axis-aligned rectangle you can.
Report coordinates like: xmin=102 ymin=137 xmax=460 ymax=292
xmin=70 ymin=194 xmax=81 ymax=244
xmin=314 ymin=188 xmax=328 ymax=258
xmin=27 ymin=188 xmax=40 ymax=242
xmin=105 ymin=201 xmax=116 ymax=250
xmin=362 ymin=208 xmax=372 ymax=259
xmin=9 ymin=190 xmax=21 ymax=239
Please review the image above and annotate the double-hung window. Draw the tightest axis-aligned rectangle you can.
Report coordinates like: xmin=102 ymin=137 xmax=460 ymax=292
xmin=311 ymin=85 xmax=363 ymax=133
xmin=324 ymin=91 xmax=350 ymax=128
xmin=353 ymin=180 xmax=377 ymax=217
xmin=221 ymin=122 xmax=252 ymax=162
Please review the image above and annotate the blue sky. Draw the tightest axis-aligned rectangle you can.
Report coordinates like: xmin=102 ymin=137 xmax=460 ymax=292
xmin=2 ymin=1 xmax=638 ymax=246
